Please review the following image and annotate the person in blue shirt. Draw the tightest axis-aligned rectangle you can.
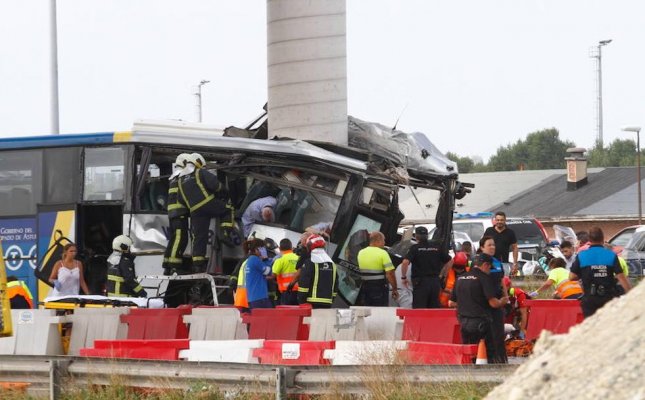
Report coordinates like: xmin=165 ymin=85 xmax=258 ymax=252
xmin=244 ymin=238 xmax=274 ymax=309
xmin=241 ymin=196 xmax=277 ymax=238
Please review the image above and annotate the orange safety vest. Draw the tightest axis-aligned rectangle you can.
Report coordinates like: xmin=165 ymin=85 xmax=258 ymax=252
xmin=272 ymin=251 xmax=299 ymax=292
xmin=555 ymin=279 xmax=583 ymax=299
xmin=439 ymin=266 xmax=470 ymax=307
xmin=233 ymin=260 xmax=248 ymax=309
xmin=6 ymin=280 xmax=34 ymax=309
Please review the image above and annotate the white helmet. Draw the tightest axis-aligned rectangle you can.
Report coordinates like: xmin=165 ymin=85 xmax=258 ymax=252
xmin=190 ymin=153 xmax=206 ymax=168
xmin=174 ymin=153 xmax=190 ymax=169
xmin=112 ymin=235 xmax=133 ymax=252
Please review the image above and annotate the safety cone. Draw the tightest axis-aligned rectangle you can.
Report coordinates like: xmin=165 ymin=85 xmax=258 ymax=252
xmin=475 ymin=339 xmax=488 ymax=365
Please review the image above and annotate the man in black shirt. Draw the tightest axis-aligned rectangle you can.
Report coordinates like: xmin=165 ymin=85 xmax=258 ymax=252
xmin=570 ymin=226 xmax=631 ymax=318
xmin=449 ymin=253 xmax=509 ymax=362
xmin=483 ymin=211 xmax=518 ymax=274
xmin=400 ymin=226 xmax=452 ymax=308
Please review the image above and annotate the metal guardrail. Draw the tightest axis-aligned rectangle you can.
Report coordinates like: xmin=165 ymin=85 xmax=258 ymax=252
xmin=0 ymin=355 xmax=517 ymax=399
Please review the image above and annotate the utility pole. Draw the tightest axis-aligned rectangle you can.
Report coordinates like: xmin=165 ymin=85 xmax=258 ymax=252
xmin=590 ymin=39 xmax=612 ymax=148
xmin=194 ymin=80 xmax=210 ymax=123
xmin=50 ymin=0 xmax=60 ymax=134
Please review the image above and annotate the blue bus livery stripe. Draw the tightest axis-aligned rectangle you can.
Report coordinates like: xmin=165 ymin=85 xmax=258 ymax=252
xmin=0 ymin=132 xmax=116 ymax=150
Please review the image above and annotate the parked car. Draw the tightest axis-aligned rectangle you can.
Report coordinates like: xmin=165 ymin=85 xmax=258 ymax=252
xmin=613 ymin=226 xmax=645 ymax=276
xmin=608 ymin=225 xmax=644 ymax=254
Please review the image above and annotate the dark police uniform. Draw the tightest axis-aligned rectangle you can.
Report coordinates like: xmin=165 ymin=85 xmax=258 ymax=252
xmin=178 ymin=168 xmax=234 ymax=272
xmin=162 ymin=176 xmax=189 ymax=273
xmin=405 ymin=239 xmax=451 ymax=308
xmin=483 ymin=226 xmax=516 ymax=262
xmin=297 ymin=259 xmax=338 ymax=308
xmin=450 ymin=263 xmax=497 ymax=360
xmin=488 ymin=256 xmax=507 ymax=363
xmin=107 ymin=253 xmax=147 ymax=297
xmin=571 ymin=244 xmax=623 ymax=318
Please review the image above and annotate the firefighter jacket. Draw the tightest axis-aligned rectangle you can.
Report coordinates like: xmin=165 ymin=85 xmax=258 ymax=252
xmin=167 ymin=176 xmax=189 ymax=219
xmin=7 ymin=280 xmax=33 ymax=309
xmin=107 ymin=251 xmax=146 ymax=297
xmin=177 ymin=169 xmax=227 ymax=215
xmin=297 ymin=253 xmax=338 ymax=306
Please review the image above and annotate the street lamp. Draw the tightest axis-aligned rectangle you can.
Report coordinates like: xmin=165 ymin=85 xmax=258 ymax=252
xmin=195 ymin=80 xmax=210 ymax=123
xmin=591 ymin=39 xmax=612 ymax=148
xmin=623 ymin=126 xmax=642 ymax=224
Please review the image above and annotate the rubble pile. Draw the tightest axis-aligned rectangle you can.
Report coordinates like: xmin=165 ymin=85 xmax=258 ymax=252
xmin=487 ymin=281 xmax=644 ymax=400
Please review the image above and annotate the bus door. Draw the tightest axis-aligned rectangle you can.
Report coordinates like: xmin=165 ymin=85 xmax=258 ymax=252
xmin=35 ymin=204 xmax=77 ymax=303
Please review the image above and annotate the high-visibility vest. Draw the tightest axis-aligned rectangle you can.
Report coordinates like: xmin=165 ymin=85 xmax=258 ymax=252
xmin=555 ymin=279 xmax=583 ymax=299
xmin=439 ymin=266 xmax=470 ymax=307
xmin=6 ymin=280 xmax=33 ymax=309
xmin=272 ymin=251 xmax=299 ymax=292
xmin=233 ymin=260 xmax=248 ymax=309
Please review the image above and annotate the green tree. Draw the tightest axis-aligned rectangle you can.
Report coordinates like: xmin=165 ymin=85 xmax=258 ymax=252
xmin=446 ymin=152 xmax=485 ymax=173
xmin=487 ymin=128 xmax=574 ymax=171
xmin=588 ymin=138 xmax=637 ymax=167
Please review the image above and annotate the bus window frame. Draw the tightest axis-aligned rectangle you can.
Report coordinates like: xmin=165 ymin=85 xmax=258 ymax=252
xmin=81 ymin=145 xmax=131 ymax=205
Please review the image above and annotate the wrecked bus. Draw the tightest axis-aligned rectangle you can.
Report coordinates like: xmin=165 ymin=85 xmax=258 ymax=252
xmin=0 ymin=116 xmax=468 ymax=306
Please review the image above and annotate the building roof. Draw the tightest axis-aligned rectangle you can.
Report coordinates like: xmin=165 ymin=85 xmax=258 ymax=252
xmin=487 ymin=167 xmax=643 ymax=219
xmin=400 ymin=166 xmax=642 ymax=222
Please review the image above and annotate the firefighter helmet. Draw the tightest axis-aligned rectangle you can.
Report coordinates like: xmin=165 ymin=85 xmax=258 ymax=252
xmin=190 ymin=153 xmax=206 ymax=168
xmin=174 ymin=153 xmax=191 ymax=169
xmin=112 ymin=235 xmax=133 ymax=252
xmin=306 ymin=234 xmax=326 ymax=251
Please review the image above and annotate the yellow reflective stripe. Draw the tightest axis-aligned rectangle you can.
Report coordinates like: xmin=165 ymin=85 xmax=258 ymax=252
xmin=133 ymin=284 xmax=144 ymax=292
xmin=177 ymin=179 xmax=190 ymax=209
xmin=192 ymin=256 xmax=207 ymax=261
xmin=108 ymin=275 xmax=125 ymax=282
xmin=170 ymin=228 xmax=183 ymax=260
xmin=297 ymin=287 xmax=309 ymax=293
xmin=168 ymin=203 xmax=187 ymax=211
xmin=166 ymin=257 xmax=183 ymax=264
xmin=311 ymin=263 xmax=320 ymax=300
xmin=190 ymin=193 xmax=215 ymax=212
xmin=307 ymin=297 xmax=332 ymax=304
xmin=169 ymin=187 xmax=178 ymax=194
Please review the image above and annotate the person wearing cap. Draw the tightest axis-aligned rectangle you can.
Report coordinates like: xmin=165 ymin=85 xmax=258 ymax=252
xmin=163 ymin=153 xmax=190 ymax=275
xmin=502 ymin=276 xmax=529 ymax=339
xmin=400 ymin=226 xmax=452 ymax=308
xmin=297 ymin=234 xmax=338 ymax=308
xmin=449 ymin=253 xmax=509 ymax=359
xmin=439 ymin=251 xmax=470 ymax=308
xmin=177 ymin=153 xmax=236 ymax=273
xmin=357 ymin=231 xmax=399 ymax=306
xmin=241 ymin=196 xmax=277 ymax=238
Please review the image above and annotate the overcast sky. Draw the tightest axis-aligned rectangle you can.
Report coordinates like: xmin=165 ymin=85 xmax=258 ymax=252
xmin=0 ymin=0 xmax=643 ymax=162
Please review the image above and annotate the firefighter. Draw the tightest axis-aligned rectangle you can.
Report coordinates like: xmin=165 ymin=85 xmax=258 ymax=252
xmin=177 ymin=153 xmax=236 ymax=273
xmin=107 ymin=235 xmax=147 ymax=298
xmin=297 ymin=235 xmax=338 ymax=308
xmin=439 ymin=251 xmax=470 ymax=307
xmin=162 ymin=153 xmax=191 ymax=275
xmin=272 ymin=238 xmax=300 ymax=305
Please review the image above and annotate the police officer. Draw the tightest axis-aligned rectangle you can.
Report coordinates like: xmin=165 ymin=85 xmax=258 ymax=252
xmin=178 ymin=153 xmax=235 ymax=273
xmin=449 ymin=253 xmax=509 ymax=358
xmin=297 ymin=235 xmax=338 ymax=308
xmin=107 ymin=235 xmax=147 ymax=298
xmin=570 ymin=226 xmax=631 ymax=318
xmin=400 ymin=226 xmax=452 ymax=308
xmin=162 ymin=153 xmax=190 ymax=275
xmin=357 ymin=231 xmax=399 ymax=306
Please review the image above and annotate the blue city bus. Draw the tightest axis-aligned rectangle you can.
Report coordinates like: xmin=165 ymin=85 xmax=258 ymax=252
xmin=0 ymin=119 xmax=464 ymax=306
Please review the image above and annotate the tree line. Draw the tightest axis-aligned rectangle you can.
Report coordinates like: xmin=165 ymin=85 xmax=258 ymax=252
xmin=448 ymin=128 xmax=638 ymax=173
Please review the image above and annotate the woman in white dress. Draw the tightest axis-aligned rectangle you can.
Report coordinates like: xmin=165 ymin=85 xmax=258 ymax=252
xmin=48 ymin=243 xmax=90 ymax=296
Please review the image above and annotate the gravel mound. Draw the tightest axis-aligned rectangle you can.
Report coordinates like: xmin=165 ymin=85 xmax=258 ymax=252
xmin=486 ymin=281 xmax=644 ymax=400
